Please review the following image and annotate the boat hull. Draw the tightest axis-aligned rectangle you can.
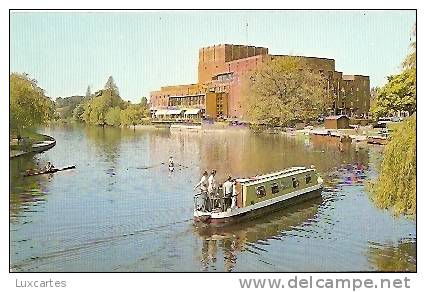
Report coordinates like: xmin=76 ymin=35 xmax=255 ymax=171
xmin=194 ymin=187 xmax=322 ymax=227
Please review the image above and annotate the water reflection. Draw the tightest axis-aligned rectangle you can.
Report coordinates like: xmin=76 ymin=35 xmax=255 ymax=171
xmin=367 ymin=238 xmax=416 ymax=272
xmin=10 ymin=156 xmax=48 ymax=223
xmin=194 ymin=198 xmax=322 ymax=271
xmin=195 ymin=131 xmax=370 ymax=184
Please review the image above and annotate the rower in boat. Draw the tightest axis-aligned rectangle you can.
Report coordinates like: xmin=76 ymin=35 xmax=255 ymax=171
xmin=168 ymin=156 xmax=174 ymax=172
xmin=24 ymin=164 xmax=76 ymax=177
xmin=45 ymin=161 xmax=55 ymax=172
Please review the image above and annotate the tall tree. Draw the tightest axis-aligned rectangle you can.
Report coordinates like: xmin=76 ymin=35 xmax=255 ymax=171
xmin=10 ymin=73 xmax=53 ymax=134
xmin=140 ymin=96 xmax=148 ymax=106
xmin=104 ymin=76 xmax=119 ymax=97
xmin=244 ymin=57 xmax=329 ymax=127
xmin=85 ymin=85 xmax=92 ymax=100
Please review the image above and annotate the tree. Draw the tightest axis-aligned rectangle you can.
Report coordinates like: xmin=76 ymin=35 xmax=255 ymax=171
xmin=370 ymin=71 xmax=416 ymax=118
xmin=55 ymin=95 xmax=84 ymax=119
xmin=104 ymin=76 xmax=119 ymax=97
xmin=79 ymin=77 xmax=125 ymax=126
xmin=72 ymin=103 xmax=86 ymax=121
xmin=371 ymin=24 xmax=416 ymax=119
xmin=244 ymin=57 xmax=329 ymax=127
xmin=120 ymin=105 xmax=143 ymax=128
xmin=85 ymin=85 xmax=92 ymax=100
xmin=105 ymin=107 xmax=122 ymax=126
xmin=369 ymin=116 xmax=416 ymax=218
xmin=140 ymin=96 xmax=148 ymax=106
xmin=10 ymin=73 xmax=54 ymax=134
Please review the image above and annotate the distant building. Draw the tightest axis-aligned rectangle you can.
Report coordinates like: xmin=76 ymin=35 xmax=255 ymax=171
xmin=150 ymin=44 xmax=371 ymax=121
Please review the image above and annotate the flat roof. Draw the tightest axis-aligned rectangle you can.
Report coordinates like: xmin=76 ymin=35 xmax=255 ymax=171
xmin=237 ymin=167 xmax=314 ymax=187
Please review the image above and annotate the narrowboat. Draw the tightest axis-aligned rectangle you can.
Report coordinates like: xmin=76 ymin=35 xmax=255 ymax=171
xmin=193 ymin=166 xmax=323 ymax=226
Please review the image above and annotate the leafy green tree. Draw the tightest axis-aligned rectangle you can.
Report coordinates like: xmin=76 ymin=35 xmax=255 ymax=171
xmin=369 ymin=116 xmax=416 ymax=218
xmin=104 ymin=76 xmax=119 ymax=97
xmin=72 ymin=103 xmax=86 ymax=121
xmin=371 ymin=70 xmax=416 ymax=118
xmin=105 ymin=107 xmax=122 ymax=126
xmin=10 ymin=73 xmax=54 ymax=134
xmin=140 ymin=96 xmax=148 ymax=106
xmin=244 ymin=57 xmax=329 ymax=127
xmin=55 ymin=95 xmax=84 ymax=119
xmin=80 ymin=77 xmax=124 ymax=126
xmin=371 ymin=24 xmax=416 ymax=119
xmin=120 ymin=105 xmax=140 ymax=128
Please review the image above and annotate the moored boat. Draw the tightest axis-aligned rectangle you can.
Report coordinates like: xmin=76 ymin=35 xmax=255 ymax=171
xmin=193 ymin=166 xmax=323 ymax=226
xmin=367 ymin=135 xmax=387 ymax=145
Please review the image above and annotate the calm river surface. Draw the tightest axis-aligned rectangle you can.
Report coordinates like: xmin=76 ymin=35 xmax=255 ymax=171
xmin=10 ymin=124 xmax=416 ymax=272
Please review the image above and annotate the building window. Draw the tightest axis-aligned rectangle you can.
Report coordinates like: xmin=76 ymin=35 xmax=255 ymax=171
xmin=256 ymin=186 xmax=266 ymax=198
xmin=305 ymin=175 xmax=312 ymax=184
xmin=271 ymin=183 xmax=279 ymax=194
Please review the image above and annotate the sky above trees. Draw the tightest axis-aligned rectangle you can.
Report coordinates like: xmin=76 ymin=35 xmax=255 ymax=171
xmin=10 ymin=10 xmax=415 ymax=102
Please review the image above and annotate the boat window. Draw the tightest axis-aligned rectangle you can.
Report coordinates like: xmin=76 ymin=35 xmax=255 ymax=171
xmin=271 ymin=183 xmax=280 ymax=194
xmin=306 ymin=175 xmax=312 ymax=184
xmin=292 ymin=178 xmax=299 ymax=188
xmin=256 ymin=185 xmax=266 ymax=198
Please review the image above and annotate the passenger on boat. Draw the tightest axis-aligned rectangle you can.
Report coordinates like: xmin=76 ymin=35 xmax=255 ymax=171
xmin=194 ymin=171 xmax=208 ymax=211
xmin=231 ymin=179 xmax=238 ymax=209
xmin=208 ymin=170 xmax=217 ymax=210
xmin=222 ymin=176 xmax=233 ymax=211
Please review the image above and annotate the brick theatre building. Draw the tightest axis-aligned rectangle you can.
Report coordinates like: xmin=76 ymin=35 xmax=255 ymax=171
xmin=150 ymin=44 xmax=370 ymax=121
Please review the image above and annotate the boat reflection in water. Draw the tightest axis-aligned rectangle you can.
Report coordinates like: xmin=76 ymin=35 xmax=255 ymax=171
xmin=194 ymin=197 xmax=322 ymax=271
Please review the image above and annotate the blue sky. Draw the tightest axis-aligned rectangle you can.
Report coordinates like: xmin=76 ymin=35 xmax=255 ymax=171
xmin=10 ymin=10 xmax=416 ymax=102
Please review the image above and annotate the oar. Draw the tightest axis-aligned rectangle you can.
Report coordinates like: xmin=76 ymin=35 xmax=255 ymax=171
xmin=175 ymin=163 xmax=189 ymax=169
xmin=136 ymin=162 xmax=165 ymax=170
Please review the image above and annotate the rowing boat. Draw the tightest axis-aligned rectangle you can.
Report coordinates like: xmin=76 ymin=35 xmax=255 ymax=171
xmin=24 ymin=165 xmax=76 ymax=177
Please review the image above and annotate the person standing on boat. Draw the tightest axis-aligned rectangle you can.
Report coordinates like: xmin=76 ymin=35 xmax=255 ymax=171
xmin=208 ymin=170 xmax=217 ymax=210
xmin=222 ymin=176 xmax=233 ymax=211
xmin=231 ymin=179 xmax=238 ymax=209
xmin=194 ymin=171 xmax=208 ymax=211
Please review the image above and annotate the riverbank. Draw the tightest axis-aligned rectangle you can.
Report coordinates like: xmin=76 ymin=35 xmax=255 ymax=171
xmin=10 ymin=133 xmax=56 ymax=159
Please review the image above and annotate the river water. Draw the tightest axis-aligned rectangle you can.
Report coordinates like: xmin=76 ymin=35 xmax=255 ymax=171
xmin=10 ymin=124 xmax=416 ymax=272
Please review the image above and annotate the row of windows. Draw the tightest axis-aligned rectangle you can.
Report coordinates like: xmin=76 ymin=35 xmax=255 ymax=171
xmin=255 ymin=175 xmax=312 ymax=199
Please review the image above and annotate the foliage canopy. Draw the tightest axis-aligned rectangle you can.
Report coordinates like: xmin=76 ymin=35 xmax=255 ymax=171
xmin=244 ymin=57 xmax=329 ymax=127
xmin=371 ymin=25 xmax=416 ymax=118
xmin=369 ymin=116 xmax=416 ymax=218
xmin=10 ymin=73 xmax=53 ymax=134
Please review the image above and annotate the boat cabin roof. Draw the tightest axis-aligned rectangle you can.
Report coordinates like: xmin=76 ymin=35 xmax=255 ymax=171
xmin=236 ymin=167 xmax=315 ymax=187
